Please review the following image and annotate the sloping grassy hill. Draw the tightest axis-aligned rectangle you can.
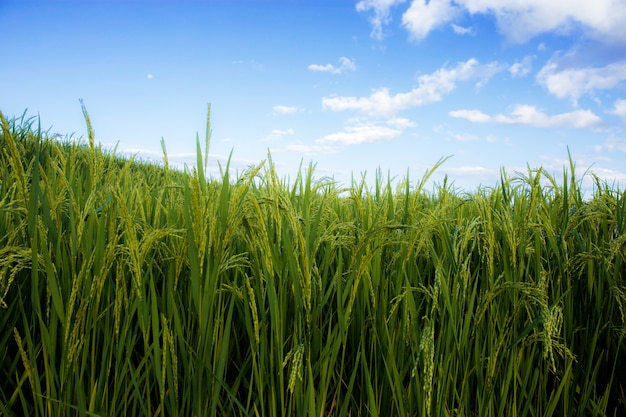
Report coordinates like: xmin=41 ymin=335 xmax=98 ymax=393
xmin=1 ymin=109 xmax=625 ymax=416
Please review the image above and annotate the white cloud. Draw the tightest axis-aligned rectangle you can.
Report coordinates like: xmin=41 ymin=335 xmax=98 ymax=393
xmin=363 ymin=0 xmax=626 ymax=44
xmin=356 ymin=0 xmax=407 ymax=40
xmin=443 ymin=165 xmax=495 ymax=176
xmin=386 ymin=117 xmax=416 ymax=128
xmin=273 ymin=105 xmax=301 ymax=115
xmin=453 ymin=0 xmax=626 ymax=43
xmin=232 ymin=59 xmax=264 ymax=71
xmin=402 ymin=0 xmax=460 ymax=40
xmin=263 ymin=127 xmax=296 ymax=143
xmin=435 ymin=125 xmax=506 ymax=143
xmin=450 ymin=104 xmax=602 ymax=128
xmin=509 ymin=56 xmax=533 ymax=77
xmin=271 ymin=128 xmax=295 ymax=136
xmin=537 ymin=60 xmax=626 ymax=103
xmin=320 ymin=124 xmax=399 ymax=145
xmin=317 ymin=117 xmax=415 ymax=145
xmin=609 ymin=99 xmax=626 ymax=119
xmin=452 ymin=132 xmax=481 ymax=141
xmin=286 ymin=143 xmax=338 ymax=155
xmin=451 ymin=23 xmax=474 ymax=35
xmin=594 ymin=135 xmax=626 ymax=152
xmin=147 ymin=73 xmax=153 ymax=79
xmin=449 ymin=109 xmax=491 ymax=123
xmin=322 ymin=58 xmax=502 ymax=117
xmin=308 ymin=57 xmax=356 ymax=74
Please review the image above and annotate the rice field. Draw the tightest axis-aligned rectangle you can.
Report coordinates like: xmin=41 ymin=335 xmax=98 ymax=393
xmin=1 ymin=107 xmax=625 ymax=416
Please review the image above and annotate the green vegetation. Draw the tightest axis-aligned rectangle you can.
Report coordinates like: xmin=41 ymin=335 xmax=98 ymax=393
xmin=1 ymin=106 xmax=625 ymax=416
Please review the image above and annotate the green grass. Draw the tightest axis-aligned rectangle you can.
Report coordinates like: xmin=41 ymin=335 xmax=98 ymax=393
xmin=1 ymin=107 xmax=625 ymax=416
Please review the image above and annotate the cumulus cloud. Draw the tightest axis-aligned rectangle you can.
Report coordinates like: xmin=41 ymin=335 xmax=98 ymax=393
xmin=308 ymin=57 xmax=356 ymax=74
xmin=460 ymin=0 xmax=626 ymax=43
xmin=509 ymin=56 xmax=533 ymax=78
xmin=449 ymin=104 xmax=602 ymax=128
xmin=322 ymin=58 xmax=502 ymax=117
xmin=537 ymin=60 xmax=626 ymax=103
xmin=609 ymin=99 xmax=626 ymax=119
xmin=356 ymin=0 xmax=407 ymax=40
xmin=402 ymin=0 xmax=460 ymax=40
xmin=317 ymin=118 xmax=415 ymax=145
xmin=361 ymin=0 xmax=626 ymax=44
xmin=273 ymin=105 xmax=301 ymax=115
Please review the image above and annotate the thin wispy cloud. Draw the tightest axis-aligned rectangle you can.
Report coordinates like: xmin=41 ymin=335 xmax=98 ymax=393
xmin=450 ymin=105 xmax=602 ymax=128
xmin=356 ymin=0 xmax=407 ymax=41
xmin=451 ymin=23 xmax=473 ymax=35
xmin=273 ymin=105 xmax=302 ymax=115
xmin=286 ymin=143 xmax=338 ymax=155
xmin=322 ymin=58 xmax=503 ymax=117
xmin=271 ymin=128 xmax=295 ymax=136
xmin=452 ymin=132 xmax=481 ymax=142
xmin=435 ymin=126 xmax=506 ymax=143
xmin=308 ymin=57 xmax=356 ymax=74
xmin=509 ymin=56 xmax=533 ymax=78
xmin=232 ymin=59 xmax=265 ymax=71
xmin=594 ymin=135 xmax=626 ymax=153
xmin=442 ymin=165 xmax=497 ymax=178
xmin=263 ymin=127 xmax=296 ymax=142
xmin=588 ymin=166 xmax=626 ymax=183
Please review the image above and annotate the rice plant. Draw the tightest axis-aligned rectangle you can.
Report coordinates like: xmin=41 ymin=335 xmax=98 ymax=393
xmin=0 ymin=107 xmax=624 ymax=416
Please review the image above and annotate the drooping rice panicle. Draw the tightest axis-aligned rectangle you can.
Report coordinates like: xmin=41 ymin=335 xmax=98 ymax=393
xmin=0 ymin=109 xmax=624 ymax=416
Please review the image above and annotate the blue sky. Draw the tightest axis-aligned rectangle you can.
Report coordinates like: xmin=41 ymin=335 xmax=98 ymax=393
xmin=2 ymin=0 xmax=626 ymax=193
